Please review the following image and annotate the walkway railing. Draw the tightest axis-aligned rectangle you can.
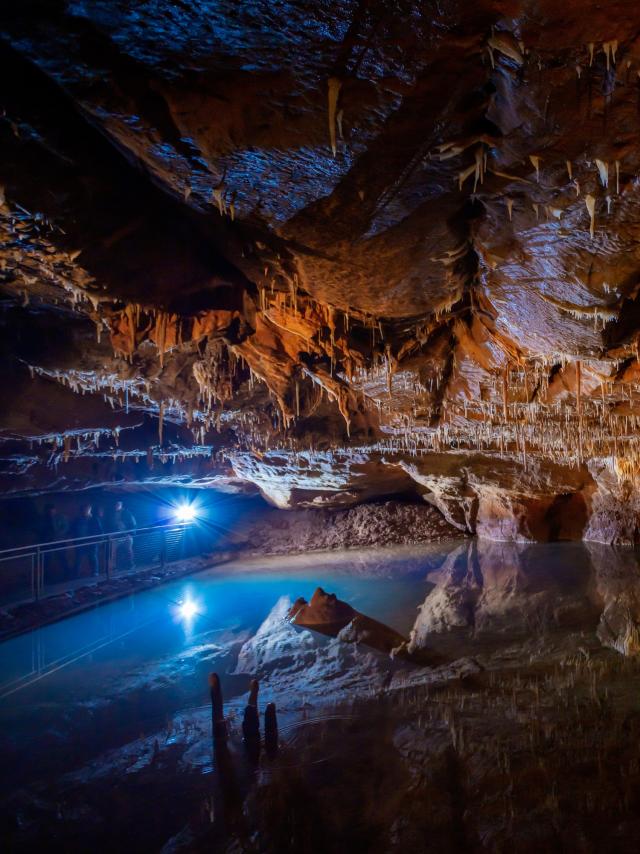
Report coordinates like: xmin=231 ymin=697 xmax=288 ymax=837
xmin=0 ymin=522 xmax=198 ymax=607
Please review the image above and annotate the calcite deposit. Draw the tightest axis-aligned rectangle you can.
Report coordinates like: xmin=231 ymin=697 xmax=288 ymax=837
xmin=4 ymin=2 xmax=640 ymax=542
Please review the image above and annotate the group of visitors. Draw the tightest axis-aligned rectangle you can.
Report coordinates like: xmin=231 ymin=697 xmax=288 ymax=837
xmin=39 ymin=500 xmax=137 ymax=579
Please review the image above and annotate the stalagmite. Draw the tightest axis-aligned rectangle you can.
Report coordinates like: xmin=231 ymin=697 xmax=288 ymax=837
xmin=264 ymin=703 xmax=278 ymax=756
xmin=242 ymin=679 xmax=260 ymax=761
xmin=506 ymin=198 xmax=513 ymax=221
xmin=327 ymin=77 xmax=342 ymax=157
xmin=208 ymin=673 xmax=227 ymax=743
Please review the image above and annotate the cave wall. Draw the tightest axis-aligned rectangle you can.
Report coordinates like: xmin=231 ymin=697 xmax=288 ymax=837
xmin=3 ymin=2 xmax=640 ymax=544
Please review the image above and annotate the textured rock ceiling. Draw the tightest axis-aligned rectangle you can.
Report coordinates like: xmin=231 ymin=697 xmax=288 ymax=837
xmin=3 ymin=1 xmax=640 ymax=540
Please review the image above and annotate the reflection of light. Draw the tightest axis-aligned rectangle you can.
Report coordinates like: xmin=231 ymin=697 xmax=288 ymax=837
xmin=171 ymin=589 xmax=203 ymax=629
xmin=179 ymin=598 xmax=198 ymax=620
xmin=173 ymin=503 xmax=199 ymax=524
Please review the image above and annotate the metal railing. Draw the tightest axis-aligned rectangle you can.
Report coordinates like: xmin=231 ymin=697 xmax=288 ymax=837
xmin=0 ymin=522 xmax=200 ymax=608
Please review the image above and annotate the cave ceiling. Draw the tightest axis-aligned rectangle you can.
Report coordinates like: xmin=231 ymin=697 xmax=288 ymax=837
xmin=3 ymin=0 xmax=640 ymax=520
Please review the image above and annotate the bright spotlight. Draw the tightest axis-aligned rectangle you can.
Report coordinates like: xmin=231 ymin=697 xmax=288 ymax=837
xmin=179 ymin=598 xmax=198 ymax=620
xmin=173 ymin=503 xmax=199 ymax=524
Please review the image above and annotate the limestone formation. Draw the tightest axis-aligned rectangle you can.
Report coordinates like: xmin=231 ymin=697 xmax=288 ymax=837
xmin=3 ymin=3 xmax=640 ymax=543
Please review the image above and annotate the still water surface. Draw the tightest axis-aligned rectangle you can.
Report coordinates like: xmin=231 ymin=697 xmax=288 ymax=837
xmin=1 ymin=539 xmax=638 ymax=852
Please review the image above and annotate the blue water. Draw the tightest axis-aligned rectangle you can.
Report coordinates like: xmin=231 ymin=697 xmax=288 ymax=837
xmin=0 ymin=544 xmax=461 ymax=807
xmin=2 ymin=539 xmax=633 ymax=852
xmin=0 ymin=537 xmax=614 ymax=804
xmin=0 ymin=546 xmax=448 ymax=706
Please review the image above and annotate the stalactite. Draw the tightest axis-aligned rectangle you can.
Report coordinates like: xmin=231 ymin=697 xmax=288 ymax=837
xmin=601 ymin=40 xmax=618 ymax=71
xmin=327 ymin=77 xmax=342 ymax=157
xmin=473 ymin=147 xmax=485 ymax=191
xmin=595 ymin=159 xmax=609 ymax=188
xmin=585 ymin=194 xmax=596 ymax=239
xmin=529 ymin=155 xmax=541 ymax=182
xmin=158 ymin=401 xmax=165 ymax=446
xmin=458 ymin=163 xmax=476 ymax=190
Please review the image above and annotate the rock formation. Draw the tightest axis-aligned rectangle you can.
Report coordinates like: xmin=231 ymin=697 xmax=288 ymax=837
xmin=289 ymin=586 xmax=410 ymax=655
xmin=4 ymin=3 xmax=640 ymax=542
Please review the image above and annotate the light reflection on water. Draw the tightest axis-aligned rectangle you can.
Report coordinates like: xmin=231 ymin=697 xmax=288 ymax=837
xmin=0 ymin=543 xmax=452 ymax=703
xmin=2 ymin=540 xmax=640 ymax=850
xmin=2 ymin=539 xmax=639 ymax=709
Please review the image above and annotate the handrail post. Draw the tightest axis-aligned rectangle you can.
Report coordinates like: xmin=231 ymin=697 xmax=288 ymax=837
xmin=31 ymin=552 xmax=36 ymax=602
xmin=36 ymin=547 xmax=42 ymax=601
xmin=0 ymin=521 xmax=182 ymax=609
xmin=106 ymin=534 xmax=111 ymax=580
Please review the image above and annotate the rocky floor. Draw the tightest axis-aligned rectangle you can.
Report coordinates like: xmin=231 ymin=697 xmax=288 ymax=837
xmin=238 ymin=499 xmax=462 ymax=555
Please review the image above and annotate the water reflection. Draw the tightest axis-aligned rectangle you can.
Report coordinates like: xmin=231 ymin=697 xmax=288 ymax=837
xmin=410 ymin=540 xmax=600 ymax=653
xmin=2 ymin=540 xmax=640 ymax=851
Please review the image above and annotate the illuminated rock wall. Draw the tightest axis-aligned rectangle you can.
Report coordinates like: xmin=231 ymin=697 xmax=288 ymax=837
xmin=3 ymin=2 xmax=640 ymax=543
